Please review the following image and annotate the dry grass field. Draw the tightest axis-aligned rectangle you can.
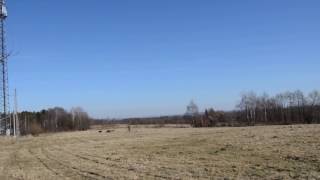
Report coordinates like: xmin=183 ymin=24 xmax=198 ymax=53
xmin=0 ymin=124 xmax=319 ymax=180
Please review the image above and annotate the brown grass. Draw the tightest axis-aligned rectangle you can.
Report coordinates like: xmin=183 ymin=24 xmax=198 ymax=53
xmin=0 ymin=124 xmax=319 ymax=179
xmin=30 ymin=123 xmax=44 ymax=136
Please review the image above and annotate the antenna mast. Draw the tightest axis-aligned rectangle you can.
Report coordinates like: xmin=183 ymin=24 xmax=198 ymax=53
xmin=0 ymin=0 xmax=9 ymax=135
xmin=13 ymin=89 xmax=19 ymax=136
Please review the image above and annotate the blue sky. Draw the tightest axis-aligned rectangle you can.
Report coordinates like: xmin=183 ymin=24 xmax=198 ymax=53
xmin=6 ymin=0 xmax=320 ymax=118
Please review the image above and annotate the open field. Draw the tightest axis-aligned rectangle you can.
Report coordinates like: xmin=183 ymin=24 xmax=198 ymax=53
xmin=0 ymin=125 xmax=319 ymax=179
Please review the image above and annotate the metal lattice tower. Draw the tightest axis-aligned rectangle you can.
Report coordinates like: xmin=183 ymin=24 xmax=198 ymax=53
xmin=0 ymin=0 xmax=8 ymax=135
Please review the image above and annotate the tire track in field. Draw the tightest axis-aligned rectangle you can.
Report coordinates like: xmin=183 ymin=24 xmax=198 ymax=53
xmin=12 ymin=148 xmax=25 ymax=180
xmin=41 ymin=147 xmax=109 ymax=180
xmin=74 ymin=150 xmax=177 ymax=179
xmin=3 ymin=145 xmax=24 ymax=180
xmin=51 ymin=146 xmax=173 ymax=179
xmin=40 ymin=148 xmax=98 ymax=180
xmin=28 ymin=148 xmax=67 ymax=179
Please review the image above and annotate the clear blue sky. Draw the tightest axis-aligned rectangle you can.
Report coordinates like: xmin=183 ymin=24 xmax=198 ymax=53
xmin=6 ymin=0 xmax=320 ymax=118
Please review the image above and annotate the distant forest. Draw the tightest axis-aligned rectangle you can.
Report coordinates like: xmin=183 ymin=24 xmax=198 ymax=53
xmin=193 ymin=90 xmax=320 ymax=127
xmin=12 ymin=89 xmax=320 ymax=136
xmin=15 ymin=107 xmax=90 ymax=135
xmin=95 ymin=90 xmax=320 ymax=127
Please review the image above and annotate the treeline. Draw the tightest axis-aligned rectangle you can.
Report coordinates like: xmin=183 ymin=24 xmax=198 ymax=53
xmin=18 ymin=107 xmax=91 ymax=135
xmin=191 ymin=109 xmax=228 ymax=127
xmin=92 ymin=90 xmax=320 ymax=128
xmin=192 ymin=90 xmax=320 ymax=127
xmin=94 ymin=115 xmax=189 ymax=126
xmin=237 ymin=90 xmax=320 ymax=125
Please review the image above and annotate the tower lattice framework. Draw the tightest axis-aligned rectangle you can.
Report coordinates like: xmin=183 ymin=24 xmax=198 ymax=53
xmin=0 ymin=0 xmax=9 ymax=135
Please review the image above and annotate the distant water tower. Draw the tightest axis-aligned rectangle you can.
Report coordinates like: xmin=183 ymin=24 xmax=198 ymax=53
xmin=0 ymin=0 xmax=9 ymax=135
xmin=185 ymin=100 xmax=199 ymax=116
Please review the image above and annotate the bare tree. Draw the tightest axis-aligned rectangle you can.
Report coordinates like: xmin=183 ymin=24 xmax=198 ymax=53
xmin=238 ymin=92 xmax=257 ymax=125
xmin=308 ymin=90 xmax=320 ymax=106
xmin=71 ymin=107 xmax=90 ymax=130
xmin=308 ymin=90 xmax=320 ymax=123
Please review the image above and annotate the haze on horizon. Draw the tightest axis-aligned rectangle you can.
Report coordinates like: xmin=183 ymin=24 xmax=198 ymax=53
xmin=7 ymin=0 xmax=320 ymax=118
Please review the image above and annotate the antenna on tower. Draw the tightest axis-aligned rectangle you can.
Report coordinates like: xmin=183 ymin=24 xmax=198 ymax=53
xmin=0 ymin=1 xmax=7 ymax=19
xmin=0 ymin=0 xmax=10 ymax=135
